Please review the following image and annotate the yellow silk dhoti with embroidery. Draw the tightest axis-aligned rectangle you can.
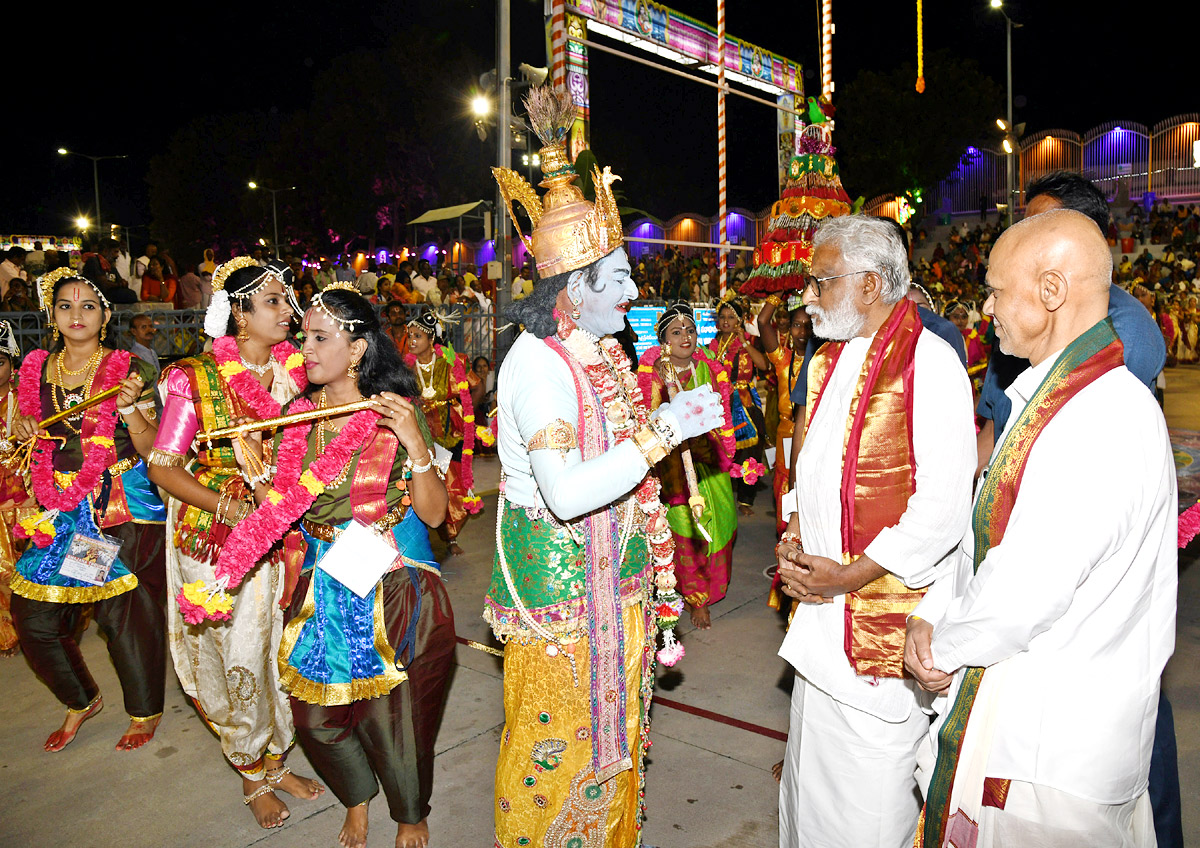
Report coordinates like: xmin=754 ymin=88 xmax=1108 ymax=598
xmin=495 ymin=603 xmax=649 ymax=848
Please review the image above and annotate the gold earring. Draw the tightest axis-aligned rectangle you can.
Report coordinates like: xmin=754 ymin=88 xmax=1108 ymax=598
xmin=236 ymin=318 xmax=249 ymax=342
xmin=347 ymin=359 xmax=360 ymax=380
xmin=50 ymin=325 xmax=59 ymax=344
xmin=100 ymin=323 xmax=107 ymax=342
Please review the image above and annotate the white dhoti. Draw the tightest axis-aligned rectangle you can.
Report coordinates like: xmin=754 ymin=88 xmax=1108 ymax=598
xmin=972 ymin=782 xmax=1155 ymax=848
xmin=779 ymin=674 xmax=928 ymax=848
xmin=165 ymin=499 xmax=295 ymax=779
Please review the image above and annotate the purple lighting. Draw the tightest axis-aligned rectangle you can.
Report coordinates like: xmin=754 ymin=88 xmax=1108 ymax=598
xmin=1113 ymin=126 xmax=1123 ymax=132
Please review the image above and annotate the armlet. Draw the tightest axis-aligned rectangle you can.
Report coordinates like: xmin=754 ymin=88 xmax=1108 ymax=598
xmin=527 ymin=418 xmax=577 ymax=453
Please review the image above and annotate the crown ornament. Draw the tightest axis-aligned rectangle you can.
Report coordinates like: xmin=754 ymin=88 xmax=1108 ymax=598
xmin=492 ymin=86 xmax=624 ymax=278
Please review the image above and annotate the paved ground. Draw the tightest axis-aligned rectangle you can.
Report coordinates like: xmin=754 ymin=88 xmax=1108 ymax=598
xmin=1 ymin=369 xmax=1198 ymax=848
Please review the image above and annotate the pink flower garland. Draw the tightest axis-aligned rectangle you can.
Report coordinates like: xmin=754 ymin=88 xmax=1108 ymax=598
xmin=1180 ymin=502 xmax=1200 ymax=548
xmin=405 ymin=344 xmax=478 ymax=504
xmin=18 ymin=349 xmax=129 ymax=524
xmin=211 ymin=336 xmax=308 ymax=418
xmin=636 ymin=345 xmax=737 ymax=471
xmin=177 ymin=397 xmax=382 ymax=622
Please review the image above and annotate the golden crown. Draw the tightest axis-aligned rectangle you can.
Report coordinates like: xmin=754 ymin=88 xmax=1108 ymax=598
xmin=492 ymin=86 xmax=623 ymax=278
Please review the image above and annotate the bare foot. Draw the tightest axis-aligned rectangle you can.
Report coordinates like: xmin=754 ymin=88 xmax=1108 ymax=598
xmin=244 ymin=777 xmax=290 ymax=829
xmin=396 ymin=818 xmax=430 ymax=848
xmin=772 ymin=759 xmax=784 ymax=783
xmin=737 ymin=503 xmax=755 ymax=516
xmin=267 ymin=765 xmax=325 ymax=801
xmin=116 ymin=714 xmax=161 ymax=751
xmin=447 ymin=541 xmax=464 ymax=557
xmin=340 ymin=803 xmax=369 ymax=848
xmin=689 ymin=604 xmax=711 ymax=630
xmin=0 ymin=644 xmax=18 ymax=658
xmin=45 ymin=695 xmax=103 ymax=752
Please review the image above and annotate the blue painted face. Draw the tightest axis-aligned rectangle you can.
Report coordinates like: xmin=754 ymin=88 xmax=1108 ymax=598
xmin=572 ymin=248 xmax=637 ymax=337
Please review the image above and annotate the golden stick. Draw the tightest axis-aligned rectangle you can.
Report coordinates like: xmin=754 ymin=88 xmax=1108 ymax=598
xmin=0 ymin=384 xmax=125 ymax=473
xmin=195 ymin=398 xmax=378 ymax=444
xmin=658 ymin=360 xmax=706 ymax=520
xmin=36 ymin=385 xmax=124 ymax=430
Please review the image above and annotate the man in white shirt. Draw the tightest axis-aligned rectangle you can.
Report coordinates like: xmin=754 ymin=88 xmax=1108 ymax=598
xmin=134 ymin=240 xmax=158 ymax=279
xmin=905 ymin=209 xmax=1174 ymax=847
xmin=775 ymin=215 xmax=976 ymax=848
xmin=0 ymin=247 xmax=27 ymax=300
xmin=411 ymin=259 xmax=438 ymax=299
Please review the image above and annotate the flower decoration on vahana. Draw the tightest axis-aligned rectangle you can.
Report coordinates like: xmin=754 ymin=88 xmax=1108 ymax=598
xmin=15 ymin=510 xmax=59 ymax=548
xmin=176 ymin=398 xmax=381 ymax=623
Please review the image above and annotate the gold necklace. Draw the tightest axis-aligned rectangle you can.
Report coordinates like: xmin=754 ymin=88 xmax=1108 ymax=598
xmin=415 ymin=355 xmax=437 ymax=400
xmin=314 ymin=388 xmax=360 ymax=488
xmin=51 ymin=350 xmax=103 ymax=435
xmin=56 ymin=348 xmax=103 ymax=379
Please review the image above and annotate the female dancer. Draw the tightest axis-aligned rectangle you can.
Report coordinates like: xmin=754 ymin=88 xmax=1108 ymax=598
xmin=0 ymin=321 xmax=28 ymax=656
xmin=213 ymin=286 xmax=456 ymax=848
xmin=9 ymin=268 xmax=166 ymax=752
xmin=405 ymin=310 xmax=483 ymax=555
xmin=709 ymin=297 xmax=767 ymax=515
xmin=639 ymin=303 xmax=737 ymax=630
xmin=147 ymin=257 xmax=323 ymax=828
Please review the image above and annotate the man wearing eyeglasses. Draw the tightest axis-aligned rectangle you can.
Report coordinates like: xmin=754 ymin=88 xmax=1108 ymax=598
xmin=775 ymin=215 xmax=976 ymax=848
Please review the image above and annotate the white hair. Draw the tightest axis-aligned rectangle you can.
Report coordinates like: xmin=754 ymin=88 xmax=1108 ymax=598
xmin=812 ymin=215 xmax=910 ymax=305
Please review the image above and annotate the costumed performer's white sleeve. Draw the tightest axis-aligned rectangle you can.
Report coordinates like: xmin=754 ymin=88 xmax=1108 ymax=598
xmin=506 ymin=342 xmax=650 ymax=522
xmin=930 ymin=386 xmax=1162 ymax=673
xmin=864 ymin=335 xmax=976 ymax=587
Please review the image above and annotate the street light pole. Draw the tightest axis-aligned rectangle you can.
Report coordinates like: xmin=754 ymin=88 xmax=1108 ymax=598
xmin=57 ymin=149 xmax=128 ymax=236
xmin=1004 ymin=11 xmax=1014 ymax=227
xmin=496 ymin=0 xmax=513 ymax=334
xmin=248 ymin=182 xmax=297 ymax=259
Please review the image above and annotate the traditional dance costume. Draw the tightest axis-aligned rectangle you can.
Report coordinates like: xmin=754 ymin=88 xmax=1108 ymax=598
xmin=11 ymin=348 xmax=166 ymax=721
xmin=151 ymin=336 xmax=306 ymax=781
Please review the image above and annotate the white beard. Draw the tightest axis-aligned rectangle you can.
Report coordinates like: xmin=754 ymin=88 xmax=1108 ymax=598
xmin=806 ymin=287 xmax=866 ymax=341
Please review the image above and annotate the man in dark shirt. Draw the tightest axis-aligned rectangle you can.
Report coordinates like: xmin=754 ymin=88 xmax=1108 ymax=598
xmin=81 ymin=238 xmax=138 ymax=304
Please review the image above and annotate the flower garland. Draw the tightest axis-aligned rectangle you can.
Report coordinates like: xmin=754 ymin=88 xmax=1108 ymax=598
xmin=18 ymin=350 xmax=129 ymax=540
xmin=405 ymin=344 xmax=482 ymax=514
xmin=211 ymin=336 xmax=308 ymax=419
xmin=176 ymin=397 xmax=381 ymax=623
xmin=636 ymin=345 xmax=738 ymax=473
xmin=557 ymin=325 xmax=686 ymax=666
xmin=15 ymin=510 xmax=58 ymax=547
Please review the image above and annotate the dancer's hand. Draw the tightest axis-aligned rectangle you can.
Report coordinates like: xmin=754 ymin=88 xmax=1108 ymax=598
xmin=371 ymin=393 xmax=427 ymax=457
xmin=657 ymin=384 xmax=723 ymax=443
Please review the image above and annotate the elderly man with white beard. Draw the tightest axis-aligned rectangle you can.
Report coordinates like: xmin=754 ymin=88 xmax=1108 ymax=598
xmin=775 ymin=214 xmax=976 ymax=848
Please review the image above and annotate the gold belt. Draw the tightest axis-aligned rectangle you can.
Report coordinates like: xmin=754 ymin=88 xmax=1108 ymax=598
xmin=53 ymin=455 xmax=139 ymax=488
xmin=302 ymin=503 xmax=408 ymax=542
xmin=733 ymin=380 xmax=752 ymax=390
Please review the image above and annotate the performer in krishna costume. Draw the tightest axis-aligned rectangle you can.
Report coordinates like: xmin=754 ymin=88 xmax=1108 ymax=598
xmin=404 ymin=309 xmax=485 ymax=557
xmin=147 ymin=257 xmax=324 ymax=829
xmin=637 ymin=303 xmax=738 ymax=631
xmin=9 ymin=267 xmax=167 ymax=753
xmin=486 ymin=86 xmax=725 ymax=848
xmin=192 ymin=283 xmax=456 ymax=848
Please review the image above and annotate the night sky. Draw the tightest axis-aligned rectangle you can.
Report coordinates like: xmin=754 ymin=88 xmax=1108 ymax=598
xmin=11 ymin=0 xmax=1198 ymax=242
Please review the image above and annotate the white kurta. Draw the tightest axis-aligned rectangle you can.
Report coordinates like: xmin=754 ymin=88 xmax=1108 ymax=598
xmin=914 ymin=352 xmax=1176 ymax=840
xmin=778 ymin=329 xmax=976 ymax=848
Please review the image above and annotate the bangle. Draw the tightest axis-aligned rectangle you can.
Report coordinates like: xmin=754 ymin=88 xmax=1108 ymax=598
xmin=764 ymin=294 xmax=783 ymax=308
xmin=118 ymin=404 xmax=137 ymax=416
xmin=632 ymin=424 xmax=668 ymax=465
xmin=775 ymin=531 xmax=803 ymax=559
xmin=405 ymin=449 xmax=435 ymax=474
xmin=126 ymin=425 xmax=149 ymax=436
xmin=648 ymin=415 xmax=680 ymax=451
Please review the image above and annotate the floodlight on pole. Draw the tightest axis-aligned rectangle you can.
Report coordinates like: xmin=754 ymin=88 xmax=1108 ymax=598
xmin=471 ymin=95 xmax=491 ymax=118
xmin=989 ymin=0 xmax=1020 ymax=227
xmin=1002 ymin=138 xmax=1014 ymax=154
xmin=56 ymin=148 xmax=129 ymax=235
xmin=996 ymin=118 xmax=1009 ymax=131
xmin=990 ymin=0 xmax=1002 ymax=7
xmin=247 ymin=182 xmax=297 ymax=259
xmin=75 ymin=217 xmax=91 ymax=230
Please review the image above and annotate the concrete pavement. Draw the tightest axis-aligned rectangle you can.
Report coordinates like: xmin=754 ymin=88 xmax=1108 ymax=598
xmin=2 ymin=368 xmax=1198 ymax=847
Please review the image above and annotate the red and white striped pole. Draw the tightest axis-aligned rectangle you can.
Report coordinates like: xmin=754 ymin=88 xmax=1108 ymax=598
xmin=550 ymin=0 xmax=566 ymax=89
xmin=821 ymin=0 xmax=833 ymax=99
xmin=717 ymin=0 xmax=728 ymax=297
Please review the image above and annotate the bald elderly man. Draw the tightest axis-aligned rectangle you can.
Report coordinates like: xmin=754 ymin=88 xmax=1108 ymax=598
xmin=906 ymin=209 xmax=1175 ymax=847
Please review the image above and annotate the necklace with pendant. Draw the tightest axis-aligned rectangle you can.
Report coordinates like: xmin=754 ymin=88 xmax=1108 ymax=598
xmin=416 ymin=356 xmax=437 ymax=399
xmin=240 ymin=357 xmax=271 ymax=376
